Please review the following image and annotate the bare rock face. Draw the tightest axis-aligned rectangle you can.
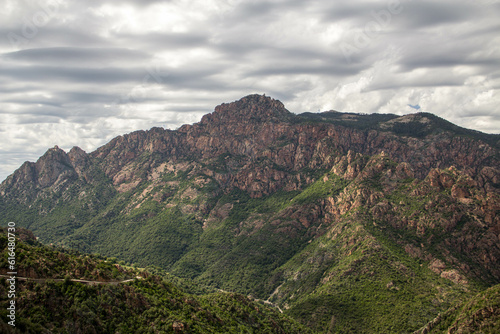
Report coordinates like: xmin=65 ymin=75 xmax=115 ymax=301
xmin=34 ymin=146 xmax=74 ymax=187
xmin=331 ymin=151 xmax=367 ymax=180
xmin=68 ymin=146 xmax=90 ymax=179
xmin=199 ymin=94 xmax=291 ymax=127
xmin=0 ymin=146 xmax=82 ymax=202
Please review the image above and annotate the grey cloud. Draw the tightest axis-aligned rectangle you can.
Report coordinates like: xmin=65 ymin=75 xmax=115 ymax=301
xmin=224 ymin=0 xmax=305 ymax=25
xmin=461 ymin=23 xmax=500 ymax=39
xmin=2 ymin=47 xmax=151 ymax=65
xmin=0 ymin=65 xmax=144 ymax=84
xmin=367 ymin=76 xmax=465 ymax=92
xmin=392 ymin=1 xmax=480 ymax=29
xmin=247 ymin=62 xmax=365 ymax=77
xmin=0 ymin=84 xmax=123 ymax=109
xmin=320 ymin=1 xmax=483 ymax=29
xmin=396 ymin=35 xmax=499 ymax=72
xmin=1 ymin=53 xmax=226 ymax=91
xmin=400 ymin=54 xmax=499 ymax=72
xmin=0 ymin=83 xmax=43 ymax=94
xmin=210 ymin=40 xmax=267 ymax=59
xmin=111 ymin=32 xmax=209 ymax=49
xmin=0 ymin=97 xmax=63 ymax=108
xmin=121 ymin=0 xmax=173 ymax=7
xmin=212 ymin=43 xmax=347 ymax=73
xmin=11 ymin=115 xmax=62 ymax=124
xmin=0 ymin=106 xmax=72 ymax=122
xmin=320 ymin=2 xmax=381 ymax=23
xmin=0 ymin=25 xmax=109 ymax=49
xmin=461 ymin=110 xmax=500 ymax=118
xmin=58 ymin=91 xmax=121 ymax=105
xmin=2 ymin=103 xmax=145 ymax=125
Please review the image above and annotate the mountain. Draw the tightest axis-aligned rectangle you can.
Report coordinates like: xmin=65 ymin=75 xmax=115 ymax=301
xmin=1 ymin=94 xmax=499 ymax=333
xmin=0 ymin=228 xmax=309 ymax=333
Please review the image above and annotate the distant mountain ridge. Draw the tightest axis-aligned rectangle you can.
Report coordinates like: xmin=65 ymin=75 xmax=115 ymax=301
xmin=2 ymin=94 xmax=498 ymax=199
xmin=1 ymin=94 xmax=499 ymax=333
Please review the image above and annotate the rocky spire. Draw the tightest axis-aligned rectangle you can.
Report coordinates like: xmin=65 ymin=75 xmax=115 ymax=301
xmin=200 ymin=94 xmax=292 ymax=126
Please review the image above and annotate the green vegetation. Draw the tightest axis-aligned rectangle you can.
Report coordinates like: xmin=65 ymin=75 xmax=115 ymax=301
xmin=423 ymin=284 xmax=500 ymax=333
xmin=294 ymin=111 xmax=399 ymax=130
xmin=0 ymin=229 xmax=311 ymax=333
xmin=271 ymin=212 xmax=470 ymax=333
xmin=2 ymin=158 xmax=499 ymax=333
xmin=295 ymin=111 xmax=500 ymax=147
xmin=2 ymin=157 xmax=498 ymax=334
xmin=291 ymin=173 xmax=348 ymax=205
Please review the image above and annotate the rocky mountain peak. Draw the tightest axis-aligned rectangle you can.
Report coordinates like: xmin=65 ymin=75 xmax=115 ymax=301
xmin=68 ymin=146 xmax=90 ymax=178
xmin=199 ymin=94 xmax=292 ymax=126
xmin=0 ymin=145 xmax=80 ymax=200
xmin=32 ymin=146 xmax=75 ymax=189
xmin=39 ymin=145 xmax=68 ymax=161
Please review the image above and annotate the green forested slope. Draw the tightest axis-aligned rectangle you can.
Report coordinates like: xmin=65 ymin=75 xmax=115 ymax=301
xmin=0 ymin=228 xmax=311 ymax=333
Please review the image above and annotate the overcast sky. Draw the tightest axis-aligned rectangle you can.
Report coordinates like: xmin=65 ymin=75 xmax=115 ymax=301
xmin=1 ymin=0 xmax=499 ymax=181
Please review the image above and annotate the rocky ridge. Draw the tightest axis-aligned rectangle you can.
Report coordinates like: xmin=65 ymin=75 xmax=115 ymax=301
xmin=2 ymin=94 xmax=498 ymax=200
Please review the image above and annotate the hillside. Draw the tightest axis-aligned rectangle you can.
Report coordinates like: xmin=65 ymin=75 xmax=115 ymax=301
xmin=0 ymin=228 xmax=309 ymax=333
xmin=414 ymin=284 xmax=500 ymax=334
xmin=1 ymin=94 xmax=499 ymax=333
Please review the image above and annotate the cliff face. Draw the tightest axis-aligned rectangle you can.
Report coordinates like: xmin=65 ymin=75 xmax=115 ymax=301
xmin=1 ymin=94 xmax=499 ymax=333
xmin=0 ymin=146 xmax=82 ymax=202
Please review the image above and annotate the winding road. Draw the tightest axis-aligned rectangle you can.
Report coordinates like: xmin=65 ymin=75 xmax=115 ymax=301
xmin=0 ymin=274 xmax=141 ymax=285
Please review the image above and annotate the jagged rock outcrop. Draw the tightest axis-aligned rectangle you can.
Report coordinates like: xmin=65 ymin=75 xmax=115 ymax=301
xmin=0 ymin=146 xmax=86 ymax=202
xmin=5 ymin=94 xmax=497 ymax=201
